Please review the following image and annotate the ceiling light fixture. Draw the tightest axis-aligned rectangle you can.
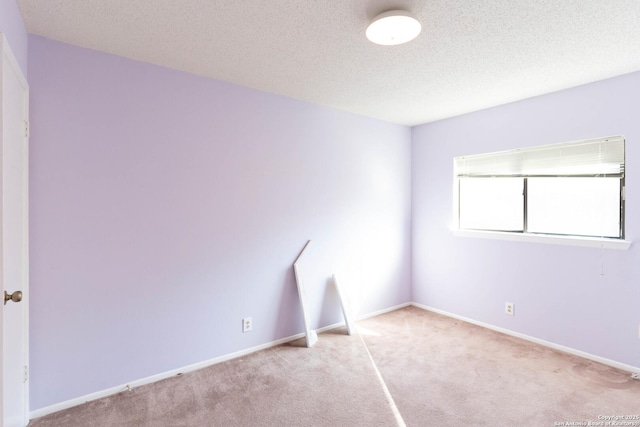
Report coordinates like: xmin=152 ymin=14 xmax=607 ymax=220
xmin=366 ymin=10 xmax=422 ymax=46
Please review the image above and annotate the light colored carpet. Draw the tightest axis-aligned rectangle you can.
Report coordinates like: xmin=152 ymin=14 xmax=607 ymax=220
xmin=359 ymin=306 xmax=640 ymax=426
xmin=29 ymin=327 xmax=399 ymax=427
xmin=30 ymin=306 xmax=640 ymax=426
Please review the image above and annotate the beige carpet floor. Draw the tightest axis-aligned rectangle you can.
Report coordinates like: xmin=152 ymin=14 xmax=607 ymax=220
xmin=359 ymin=306 xmax=640 ymax=426
xmin=29 ymin=306 xmax=640 ymax=426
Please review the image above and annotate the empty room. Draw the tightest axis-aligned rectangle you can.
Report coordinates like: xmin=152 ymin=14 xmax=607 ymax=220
xmin=1 ymin=0 xmax=639 ymax=426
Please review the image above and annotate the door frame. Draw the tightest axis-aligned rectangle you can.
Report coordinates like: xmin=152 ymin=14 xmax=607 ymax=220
xmin=0 ymin=32 xmax=30 ymax=427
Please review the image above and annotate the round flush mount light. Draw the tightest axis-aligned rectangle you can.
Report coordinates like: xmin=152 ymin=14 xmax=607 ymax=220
xmin=366 ymin=10 xmax=422 ymax=46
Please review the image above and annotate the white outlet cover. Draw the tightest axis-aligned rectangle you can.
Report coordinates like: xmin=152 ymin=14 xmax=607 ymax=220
xmin=243 ymin=317 xmax=252 ymax=332
xmin=505 ymin=302 xmax=515 ymax=316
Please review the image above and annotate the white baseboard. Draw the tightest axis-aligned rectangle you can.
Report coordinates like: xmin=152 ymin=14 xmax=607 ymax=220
xmin=29 ymin=318 xmax=355 ymax=419
xmin=37 ymin=299 xmax=633 ymax=420
xmin=356 ymin=302 xmax=412 ymax=321
xmin=411 ymin=302 xmax=640 ymax=374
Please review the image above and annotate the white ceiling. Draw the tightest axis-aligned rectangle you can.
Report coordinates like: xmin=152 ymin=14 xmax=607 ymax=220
xmin=16 ymin=0 xmax=640 ymax=126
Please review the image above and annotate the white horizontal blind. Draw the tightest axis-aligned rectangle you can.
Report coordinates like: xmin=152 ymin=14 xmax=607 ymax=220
xmin=455 ymin=136 xmax=624 ymax=177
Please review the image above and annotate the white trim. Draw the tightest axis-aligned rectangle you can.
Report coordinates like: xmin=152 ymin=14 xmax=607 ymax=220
xmin=30 ymin=319 xmax=347 ymax=419
xmin=1 ymin=32 xmax=31 ymax=426
xmin=356 ymin=302 xmax=412 ymax=321
xmin=453 ymin=229 xmax=631 ymax=250
xmin=333 ymin=275 xmax=356 ymax=336
xmin=1 ymin=33 xmax=28 ymax=89
xmin=293 ymin=240 xmax=318 ymax=348
xmin=35 ymin=299 xmax=637 ymax=421
xmin=411 ymin=302 xmax=640 ymax=374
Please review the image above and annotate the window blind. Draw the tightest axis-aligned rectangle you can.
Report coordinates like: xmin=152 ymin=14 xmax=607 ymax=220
xmin=455 ymin=136 xmax=624 ymax=178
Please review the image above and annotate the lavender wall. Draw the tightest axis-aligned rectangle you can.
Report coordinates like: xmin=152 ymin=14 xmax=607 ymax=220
xmin=28 ymin=36 xmax=412 ymax=410
xmin=412 ymin=72 xmax=640 ymax=368
xmin=0 ymin=0 xmax=28 ymax=73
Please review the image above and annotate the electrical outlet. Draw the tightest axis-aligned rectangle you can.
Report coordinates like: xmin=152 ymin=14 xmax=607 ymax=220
xmin=505 ymin=302 xmax=514 ymax=316
xmin=242 ymin=317 xmax=252 ymax=333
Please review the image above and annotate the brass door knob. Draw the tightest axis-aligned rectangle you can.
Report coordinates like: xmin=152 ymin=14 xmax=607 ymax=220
xmin=4 ymin=290 xmax=22 ymax=305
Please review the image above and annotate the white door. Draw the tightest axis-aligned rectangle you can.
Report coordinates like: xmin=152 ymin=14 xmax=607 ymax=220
xmin=0 ymin=34 xmax=30 ymax=427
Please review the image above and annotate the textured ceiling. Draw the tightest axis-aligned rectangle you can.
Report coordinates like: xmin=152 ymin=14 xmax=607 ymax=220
xmin=16 ymin=0 xmax=640 ymax=126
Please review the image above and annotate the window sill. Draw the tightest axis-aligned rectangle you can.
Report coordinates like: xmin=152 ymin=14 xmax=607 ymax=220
xmin=453 ymin=229 xmax=631 ymax=250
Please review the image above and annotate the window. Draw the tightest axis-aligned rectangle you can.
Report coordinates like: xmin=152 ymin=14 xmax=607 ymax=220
xmin=459 ymin=177 xmax=523 ymax=231
xmin=454 ymin=136 xmax=626 ymax=244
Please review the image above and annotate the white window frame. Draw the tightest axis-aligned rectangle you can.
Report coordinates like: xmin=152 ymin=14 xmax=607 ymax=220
xmin=452 ymin=136 xmax=631 ymax=250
